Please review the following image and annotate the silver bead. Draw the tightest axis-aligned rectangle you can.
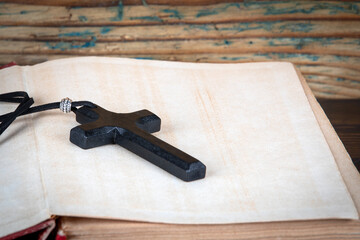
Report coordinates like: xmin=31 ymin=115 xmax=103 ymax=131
xmin=60 ymin=97 xmax=72 ymax=113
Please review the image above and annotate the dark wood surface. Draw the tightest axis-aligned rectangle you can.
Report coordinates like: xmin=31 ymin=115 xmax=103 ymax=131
xmin=319 ymin=99 xmax=360 ymax=171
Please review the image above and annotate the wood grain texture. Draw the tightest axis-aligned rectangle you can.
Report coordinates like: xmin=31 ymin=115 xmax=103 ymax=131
xmin=1 ymin=38 xmax=359 ymax=55
xmin=319 ymin=99 xmax=360 ymax=171
xmin=2 ymin=21 xmax=360 ymax=41
xmin=0 ymin=0 xmax=238 ymax=7
xmin=0 ymin=1 xmax=360 ymax=98
xmin=1 ymin=53 xmax=359 ymax=68
xmin=59 ymin=217 xmax=360 ymax=240
xmin=1 ymin=2 xmax=360 ymax=26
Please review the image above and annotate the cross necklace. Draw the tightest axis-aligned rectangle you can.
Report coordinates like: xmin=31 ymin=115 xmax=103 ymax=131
xmin=0 ymin=92 xmax=206 ymax=182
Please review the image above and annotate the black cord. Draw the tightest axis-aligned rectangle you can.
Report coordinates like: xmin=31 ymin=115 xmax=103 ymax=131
xmin=0 ymin=91 xmax=95 ymax=136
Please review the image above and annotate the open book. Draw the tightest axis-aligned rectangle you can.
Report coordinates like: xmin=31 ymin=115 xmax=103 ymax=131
xmin=1 ymin=57 xmax=359 ymax=238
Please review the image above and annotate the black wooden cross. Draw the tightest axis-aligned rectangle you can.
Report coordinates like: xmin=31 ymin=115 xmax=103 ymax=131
xmin=70 ymin=105 xmax=206 ymax=181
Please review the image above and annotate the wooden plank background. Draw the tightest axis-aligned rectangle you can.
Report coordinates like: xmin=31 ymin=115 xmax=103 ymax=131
xmin=0 ymin=1 xmax=360 ymax=99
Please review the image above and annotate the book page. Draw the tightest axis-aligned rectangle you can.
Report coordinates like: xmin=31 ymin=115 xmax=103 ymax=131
xmin=58 ymin=71 xmax=360 ymax=240
xmin=2 ymin=58 xmax=358 ymax=228
xmin=297 ymin=69 xmax=360 ymax=214
xmin=0 ymin=66 xmax=50 ymax=238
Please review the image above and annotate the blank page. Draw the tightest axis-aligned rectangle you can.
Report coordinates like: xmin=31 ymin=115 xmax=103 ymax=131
xmin=1 ymin=58 xmax=358 ymax=231
xmin=0 ymin=66 xmax=49 ymax=238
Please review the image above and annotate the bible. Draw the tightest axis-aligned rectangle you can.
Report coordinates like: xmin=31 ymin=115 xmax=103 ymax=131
xmin=1 ymin=57 xmax=359 ymax=239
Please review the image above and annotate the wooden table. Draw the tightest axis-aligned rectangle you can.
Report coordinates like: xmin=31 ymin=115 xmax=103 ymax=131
xmin=319 ymin=99 xmax=360 ymax=171
xmin=1 ymin=1 xmax=360 ymax=99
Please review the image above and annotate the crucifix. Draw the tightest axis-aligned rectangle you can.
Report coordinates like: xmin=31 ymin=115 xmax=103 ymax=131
xmin=70 ymin=104 xmax=206 ymax=182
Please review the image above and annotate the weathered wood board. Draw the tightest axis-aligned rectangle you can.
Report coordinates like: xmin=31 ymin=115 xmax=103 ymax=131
xmin=0 ymin=1 xmax=359 ymax=98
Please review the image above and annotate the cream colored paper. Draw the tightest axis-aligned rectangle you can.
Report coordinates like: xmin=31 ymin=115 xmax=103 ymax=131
xmin=0 ymin=57 xmax=358 ymax=237
xmin=0 ymin=67 xmax=49 ymax=238
xmin=297 ymin=69 xmax=360 ymax=214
